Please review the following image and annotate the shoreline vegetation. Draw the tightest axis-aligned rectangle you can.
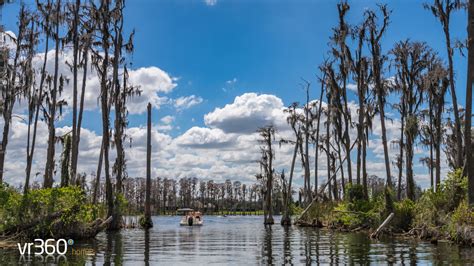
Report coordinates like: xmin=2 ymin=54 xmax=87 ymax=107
xmin=296 ymin=170 xmax=473 ymax=246
xmin=0 ymin=0 xmax=473 ymax=257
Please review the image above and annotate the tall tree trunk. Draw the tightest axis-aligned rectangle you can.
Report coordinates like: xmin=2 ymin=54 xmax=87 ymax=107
xmin=336 ymin=138 xmax=345 ymax=195
xmin=435 ymin=109 xmax=442 ymax=191
xmin=362 ymin=124 xmax=368 ymax=199
xmin=110 ymin=9 xmax=125 ymax=230
xmin=267 ymin=129 xmax=274 ymax=224
xmin=304 ymin=87 xmax=311 ymax=204
xmin=406 ymin=118 xmax=416 ymax=201
xmin=376 ymin=85 xmax=392 ymax=188
xmin=0 ymin=6 xmax=26 ymax=183
xmin=70 ymin=0 xmax=81 ymax=184
xmin=342 ymin=106 xmax=352 ymax=186
xmin=445 ymin=22 xmax=464 ymax=170
xmin=74 ymin=45 xmax=89 ymax=177
xmin=314 ymin=86 xmax=324 ymax=196
xmin=397 ymin=109 xmax=405 ymax=200
xmin=98 ymin=1 xmax=114 ymax=230
xmin=44 ymin=0 xmax=61 ymax=188
xmin=143 ymin=103 xmax=153 ymax=228
xmin=332 ymin=157 xmax=338 ymax=200
xmin=26 ymin=24 xmax=48 ymax=194
xmin=282 ymin=136 xmax=299 ymax=225
xmin=92 ymin=140 xmax=104 ymax=205
xmin=326 ymin=108 xmax=332 ymax=201
xmin=356 ymin=89 xmax=365 ymax=186
xmin=429 ymin=105 xmax=434 ymax=189
xmin=466 ymin=0 xmax=474 ymax=206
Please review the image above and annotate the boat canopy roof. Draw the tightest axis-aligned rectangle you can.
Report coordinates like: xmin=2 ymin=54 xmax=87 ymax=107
xmin=177 ymin=208 xmax=194 ymax=212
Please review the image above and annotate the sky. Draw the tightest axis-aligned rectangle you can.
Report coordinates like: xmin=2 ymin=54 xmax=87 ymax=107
xmin=0 ymin=0 xmax=469 ymax=189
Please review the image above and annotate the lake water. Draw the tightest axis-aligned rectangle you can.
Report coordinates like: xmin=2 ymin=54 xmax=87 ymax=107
xmin=1 ymin=215 xmax=473 ymax=265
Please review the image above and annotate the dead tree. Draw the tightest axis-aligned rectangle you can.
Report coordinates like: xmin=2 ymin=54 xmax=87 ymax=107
xmin=281 ymin=103 xmax=303 ymax=225
xmin=366 ymin=5 xmax=393 ymax=188
xmin=466 ymin=0 xmax=474 ymax=206
xmin=424 ymin=0 xmax=465 ymax=169
xmin=43 ymin=0 xmax=66 ymax=188
xmin=391 ymin=40 xmax=432 ymax=200
xmin=0 ymin=5 xmax=29 ymax=183
xmin=141 ymin=103 xmax=153 ymax=228
xmin=257 ymin=126 xmax=276 ymax=225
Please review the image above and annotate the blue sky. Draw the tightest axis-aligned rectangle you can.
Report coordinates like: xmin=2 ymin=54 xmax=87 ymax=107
xmin=0 ymin=0 xmax=469 ymax=187
xmin=3 ymin=0 xmax=468 ymax=136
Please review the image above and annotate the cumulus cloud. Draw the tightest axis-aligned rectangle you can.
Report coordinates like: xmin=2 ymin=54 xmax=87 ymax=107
xmin=174 ymin=127 xmax=234 ymax=149
xmin=23 ymin=49 xmax=177 ymax=114
xmin=204 ymin=93 xmax=288 ymax=134
xmin=128 ymin=67 xmax=177 ymax=113
xmin=174 ymin=95 xmax=203 ymax=110
xmin=0 ymin=91 xmax=449 ymax=189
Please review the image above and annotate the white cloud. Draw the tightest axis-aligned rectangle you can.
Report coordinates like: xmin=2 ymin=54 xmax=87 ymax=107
xmin=160 ymin=115 xmax=175 ymax=124
xmin=174 ymin=95 xmax=203 ymax=110
xmin=128 ymin=67 xmax=177 ymax=114
xmin=204 ymin=0 xmax=217 ymax=6
xmin=204 ymin=92 xmax=288 ymax=134
xmin=0 ymin=92 xmax=450 ymax=189
xmin=174 ymin=127 xmax=234 ymax=148
xmin=24 ymin=49 xmax=177 ymax=115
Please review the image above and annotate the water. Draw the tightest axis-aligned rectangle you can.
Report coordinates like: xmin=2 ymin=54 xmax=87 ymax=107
xmin=1 ymin=215 xmax=473 ymax=265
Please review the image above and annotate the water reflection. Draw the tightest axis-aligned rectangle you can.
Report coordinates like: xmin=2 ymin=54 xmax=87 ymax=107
xmin=144 ymin=229 xmax=150 ymax=266
xmin=262 ymin=226 xmax=273 ymax=264
xmin=0 ymin=216 xmax=473 ymax=265
xmin=282 ymin=226 xmax=292 ymax=264
xmin=104 ymin=230 xmax=123 ymax=265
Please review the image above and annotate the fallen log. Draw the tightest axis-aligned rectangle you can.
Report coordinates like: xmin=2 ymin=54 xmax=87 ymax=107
xmin=50 ymin=216 xmax=113 ymax=240
xmin=2 ymin=210 xmax=64 ymax=235
xmin=370 ymin=212 xmax=394 ymax=239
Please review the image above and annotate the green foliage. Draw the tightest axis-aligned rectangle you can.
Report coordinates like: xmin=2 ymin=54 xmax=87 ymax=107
xmin=0 ymin=183 xmax=23 ymax=231
xmin=413 ymin=188 xmax=445 ymax=228
xmin=298 ymin=169 xmax=470 ymax=242
xmin=345 ymin=184 xmax=365 ymax=203
xmin=289 ymin=202 xmax=303 ymax=216
xmin=0 ymin=185 xmax=97 ymax=237
xmin=298 ymin=201 xmax=336 ymax=225
xmin=330 ymin=193 xmax=387 ymax=229
xmin=413 ymin=169 xmax=467 ymax=229
xmin=139 ymin=215 xmax=153 ymax=228
xmin=393 ymin=199 xmax=415 ymax=231
xmin=441 ymin=169 xmax=467 ymax=211
xmin=445 ymin=200 xmax=474 ymax=243
xmin=115 ymin=192 xmax=129 ymax=212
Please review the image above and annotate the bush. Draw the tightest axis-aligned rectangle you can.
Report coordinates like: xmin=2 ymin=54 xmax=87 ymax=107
xmin=330 ymin=192 xmax=387 ymax=229
xmin=345 ymin=184 xmax=365 ymax=203
xmin=289 ymin=202 xmax=303 ymax=216
xmin=445 ymin=200 xmax=474 ymax=244
xmin=0 ymin=183 xmax=22 ymax=231
xmin=413 ymin=169 xmax=467 ymax=229
xmin=441 ymin=169 xmax=467 ymax=212
xmin=0 ymin=185 xmax=97 ymax=238
xmin=393 ymin=199 xmax=415 ymax=231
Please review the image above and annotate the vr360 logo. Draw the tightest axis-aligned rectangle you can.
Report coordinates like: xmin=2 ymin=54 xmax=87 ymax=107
xmin=17 ymin=239 xmax=73 ymax=255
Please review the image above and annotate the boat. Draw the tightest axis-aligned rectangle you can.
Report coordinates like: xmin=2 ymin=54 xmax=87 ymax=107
xmin=177 ymin=208 xmax=203 ymax=226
